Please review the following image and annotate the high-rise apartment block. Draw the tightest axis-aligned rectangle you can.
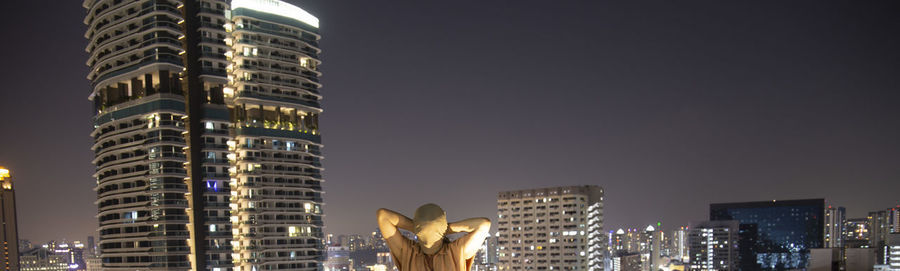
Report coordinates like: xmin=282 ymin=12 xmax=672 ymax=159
xmin=824 ymin=205 xmax=846 ymax=248
xmin=0 ymin=167 xmax=19 ymax=271
xmin=687 ymin=220 xmax=739 ymax=271
xmin=670 ymin=227 xmax=689 ymax=264
xmin=83 ymin=0 xmax=324 ymax=270
xmin=710 ymin=199 xmax=825 ymax=270
xmin=497 ymin=185 xmax=604 ymax=271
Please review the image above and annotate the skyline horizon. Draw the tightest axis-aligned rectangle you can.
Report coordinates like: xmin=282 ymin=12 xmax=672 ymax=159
xmin=7 ymin=175 xmax=897 ymax=244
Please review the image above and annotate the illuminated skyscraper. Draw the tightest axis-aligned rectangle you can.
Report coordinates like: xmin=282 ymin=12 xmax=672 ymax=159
xmin=227 ymin=1 xmax=325 ymax=270
xmin=83 ymin=0 xmax=324 ymax=270
xmin=497 ymin=185 xmax=604 ymax=271
xmin=0 ymin=167 xmax=19 ymax=271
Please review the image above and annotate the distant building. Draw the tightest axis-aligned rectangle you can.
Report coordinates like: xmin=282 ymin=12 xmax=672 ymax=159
xmin=497 ymin=185 xmax=604 ymax=271
xmin=670 ymin=227 xmax=690 ymax=263
xmin=871 ymin=210 xmax=891 ymax=264
xmin=891 ymin=207 xmax=900 ymax=234
xmin=85 ymin=236 xmax=94 ymax=257
xmin=609 ymin=252 xmax=641 ymax=271
xmin=709 ymin=199 xmax=825 ymax=270
xmin=19 ymin=239 xmax=33 ymax=255
xmin=844 ymin=248 xmax=876 ymax=271
xmin=648 ymin=227 xmax=664 ymax=271
xmin=84 ymin=256 xmax=100 ymax=271
xmin=824 ymin=205 xmax=846 ymax=248
xmin=57 ymin=242 xmax=86 ymax=271
xmin=869 ymin=207 xmax=900 ymax=264
xmin=473 ymin=235 xmax=498 ymax=271
xmin=0 ymin=167 xmax=20 ymax=271
xmin=845 ymin=218 xmax=871 ymax=248
xmin=19 ymin=246 xmax=68 ymax=271
xmin=687 ymin=220 xmax=739 ymax=271
xmin=883 ymin=234 xmax=900 ymax=270
xmin=324 ymin=246 xmax=353 ymax=271
xmin=370 ymin=230 xmax=389 ymax=252
xmin=608 ymin=225 xmax=663 ymax=271
xmin=808 ymin=248 xmax=841 ymax=271
xmin=334 ymin=234 xmax=369 ymax=251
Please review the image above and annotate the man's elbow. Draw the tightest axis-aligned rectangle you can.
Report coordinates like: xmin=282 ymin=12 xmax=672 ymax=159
xmin=376 ymin=208 xmax=388 ymax=221
xmin=477 ymin=217 xmax=491 ymax=229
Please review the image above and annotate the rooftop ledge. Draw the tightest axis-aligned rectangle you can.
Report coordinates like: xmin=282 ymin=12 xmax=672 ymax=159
xmin=231 ymin=0 xmax=319 ymax=28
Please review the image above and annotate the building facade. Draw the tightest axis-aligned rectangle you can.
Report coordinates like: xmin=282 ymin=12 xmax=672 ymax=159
xmin=844 ymin=218 xmax=871 ymax=249
xmin=709 ymin=199 xmax=825 ymax=270
xmin=85 ymin=256 xmax=101 ymax=271
xmin=824 ymin=205 xmax=845 ymax=249
xmin=19 ymin=247 xmax=69 ymax=271
xmin=323 ymin=246 xmax=352 ymax=271
xmin=473 ymin=235 xmax=498 ymax=271
xmin=687 ymin=220 xmax=739 ymax=271
xmin=670 ymin=227 xmax=690 ymax=264
xmin=0 ymin=167 xmax=19 ymax=271
xmin=228 ymin=2 xmax=325 ymax=271
xmin=20 ymin=242 xmax=87 ymax=271
xmin=869 ymin=207 xmax=900 ymax=265
xmin=82 ymin=0 xmax=324 ymax=270
xmin=497 ymin=185 xmax=604 ymax=271
xmin=884 ymin=234 xmax=900 ymax=270
xmin=606 ymin=226 xmax=663 ymax=271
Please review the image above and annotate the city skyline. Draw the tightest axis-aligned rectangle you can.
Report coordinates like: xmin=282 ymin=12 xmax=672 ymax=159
xmin=1 ymin=0 xmax=900 ymax=246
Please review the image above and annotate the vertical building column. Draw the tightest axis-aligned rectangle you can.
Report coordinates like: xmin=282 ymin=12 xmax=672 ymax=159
xmin=144 ymin=73 xmax=155 ymax=95
xmin=160 ymin=70 xmax=171 ymax=93
xmin=181 ymin=0 xmax=208 ymax=270
xmin=290 ymin=109 xmax=297 ymax=130
xmin=275 ymin=106 xmax=281 ymax=125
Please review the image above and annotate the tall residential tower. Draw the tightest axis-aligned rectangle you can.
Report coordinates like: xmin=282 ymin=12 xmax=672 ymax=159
xmin=687 ymin=220 xmax=739 ymax=271
xmin=497 ymin=185 xmax=604 ymax=271
xmin=83 ymin=0 xmax=324 ymax=270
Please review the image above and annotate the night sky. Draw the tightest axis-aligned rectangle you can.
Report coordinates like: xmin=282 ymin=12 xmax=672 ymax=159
xmin=1 ymin=0 xmax=899 ymax=244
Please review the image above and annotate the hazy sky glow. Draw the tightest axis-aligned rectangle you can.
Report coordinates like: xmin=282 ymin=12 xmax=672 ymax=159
xmin=0 ymin=0 xmax=898 ymax=244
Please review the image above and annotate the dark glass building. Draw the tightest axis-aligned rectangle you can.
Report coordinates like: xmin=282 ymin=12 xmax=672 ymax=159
xmin=710 ymin=199 xmax=825 ymax=270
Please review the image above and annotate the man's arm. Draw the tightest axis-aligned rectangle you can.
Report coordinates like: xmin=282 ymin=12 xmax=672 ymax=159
xmin=377 ymin=208 xmax=415 ymax=251
xmin=448 ymin=217 xmax=491 ymax=259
